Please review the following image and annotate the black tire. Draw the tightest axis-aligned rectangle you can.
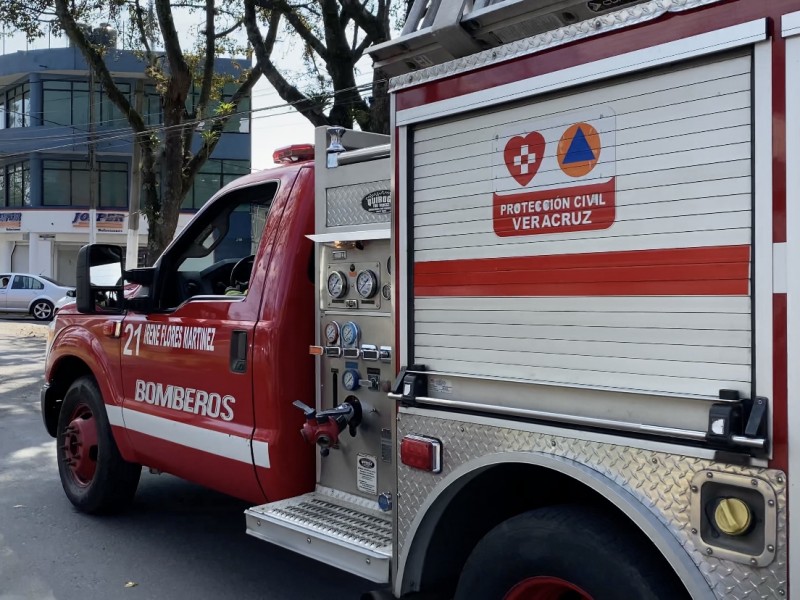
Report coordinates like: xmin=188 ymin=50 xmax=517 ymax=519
xmin=31 ymin=299 xmax=54 ymax=321
xmin=56 ymin=376 xmax=141 ymax=514
xmin=454 ymin=505 xmax=689 ymax=600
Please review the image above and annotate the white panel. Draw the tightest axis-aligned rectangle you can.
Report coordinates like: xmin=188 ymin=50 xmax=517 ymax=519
xmin=410 ymin=52 xmax=753 ymax=400
xmin=784 ymin=32 xmax=800 ymax=597
xmin=10 ymin=244 xmax=28 ymax=273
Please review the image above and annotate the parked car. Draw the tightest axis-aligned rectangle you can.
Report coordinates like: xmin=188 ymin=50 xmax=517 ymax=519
xmin=54 ymin=289 xmax=77 ymax=315
xmin=0 ymin=273 xmax=74 ymax=321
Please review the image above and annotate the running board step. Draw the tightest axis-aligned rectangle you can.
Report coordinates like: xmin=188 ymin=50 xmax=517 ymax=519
xmin=245 ymin=486 xmax=392 ymax=583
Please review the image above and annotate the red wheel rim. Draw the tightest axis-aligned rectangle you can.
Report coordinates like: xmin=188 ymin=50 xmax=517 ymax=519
xmin=61 ymin=403 xmax=99 ymax=486
xmin=504 ymin=576 xmax=593 ymax=600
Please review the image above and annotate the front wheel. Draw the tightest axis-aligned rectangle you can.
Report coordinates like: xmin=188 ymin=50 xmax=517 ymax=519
xmin=31 ymin=299 xmax=53 ymax=321
xmin=56 ymin=376 xmax=141 ymax=513
xmin=454 ymin=505 xmax=689 ymax=600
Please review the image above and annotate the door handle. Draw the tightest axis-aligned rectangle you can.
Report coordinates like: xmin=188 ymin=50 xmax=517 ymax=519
xmin=230 ymin=330 xmax=248 ymax=373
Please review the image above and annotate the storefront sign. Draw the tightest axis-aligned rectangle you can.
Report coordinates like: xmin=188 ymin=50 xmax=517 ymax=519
xmin=72 ymin=212 xmax=125 ymax=232
xmin=0 ymin=212 xmax=22 ymax=231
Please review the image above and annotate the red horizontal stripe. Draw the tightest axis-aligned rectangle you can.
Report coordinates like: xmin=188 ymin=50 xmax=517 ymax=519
xmin=414 ymin=245 xmax=750 ymax=297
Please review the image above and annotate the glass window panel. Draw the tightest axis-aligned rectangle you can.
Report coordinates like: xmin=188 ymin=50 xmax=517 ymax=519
xmin=43 ymin=165 xmax=71 ymax=206
xmin=72 ymin=87 xmax=89 ymax=126
xmin=23 ymin=164 xmax=30 ymax=206
xmin=7 ymin=163 xmax=28 ymax=207
xmin=43 ymin=88 xmax=72 ymax=126
xmin=100 ymin=164 xmax=128 ymax=208
xmin=71 ymin=168 xmax=90 ymax=206
xmin=0 ymin=99 xmax=5 ymax=129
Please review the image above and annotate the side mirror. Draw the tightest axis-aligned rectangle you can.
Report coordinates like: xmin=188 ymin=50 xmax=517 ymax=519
xmin=76 ymin=244 xmax=125 ymax=314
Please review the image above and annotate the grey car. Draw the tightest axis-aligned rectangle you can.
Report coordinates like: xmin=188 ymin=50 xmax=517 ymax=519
xmin=0 ymin=273 xmax=74 ymax=321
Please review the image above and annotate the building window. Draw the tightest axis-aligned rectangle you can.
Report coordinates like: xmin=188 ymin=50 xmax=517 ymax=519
xmin=183 ymin=159 xmax=251 ymax=210
xmin=144 ymin=84 xmax=162 ymax=126
xmin=2 ymin=162 xmax=31 ymax=207
xmin=100 ymin=162 xmax=128 ymax=207
xmin=42 ymin=160 xmax=129 ymax=207
xmin=42 ymin=80 xmax=131 ymax=127
xmin=2 ymin=83 xmax=30 ymax=128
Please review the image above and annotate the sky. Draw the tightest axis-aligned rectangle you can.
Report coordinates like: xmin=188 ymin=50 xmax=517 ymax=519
xmin=0 ymin=13 xmax=361 ymax=172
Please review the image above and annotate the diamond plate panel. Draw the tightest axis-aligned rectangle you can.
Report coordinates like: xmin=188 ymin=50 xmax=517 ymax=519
xmin=396 ymin=413 xmax=787 ymax=599
xmin=326 ymin=181 xmax=391 ymax=227
xmin=388 ymin=0 xmax=726 ymax=92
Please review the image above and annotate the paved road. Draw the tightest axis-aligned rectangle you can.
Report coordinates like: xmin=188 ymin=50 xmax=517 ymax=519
xmin=0 ymin=323 xmax=372 ymax=600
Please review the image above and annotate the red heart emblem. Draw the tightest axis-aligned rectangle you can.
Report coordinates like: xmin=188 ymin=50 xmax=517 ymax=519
xmin=504 ymin=132 xmax=546 ymax=187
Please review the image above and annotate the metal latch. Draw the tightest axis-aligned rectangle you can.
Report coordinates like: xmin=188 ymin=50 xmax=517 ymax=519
xmin=707 ymin=389 xmax=769 ymax=457
xmin=390 ymin=365 xmax=427 ymax=407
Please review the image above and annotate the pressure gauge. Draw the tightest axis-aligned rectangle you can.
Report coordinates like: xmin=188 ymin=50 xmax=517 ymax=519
xmin=327 ymin=271 xmax=348 ymax=299
xmin=356 ymin=269 xmax=378 ymax=299
xmin=382 ymin=284 xmax=391 ymax=301
xmin=343 ymin=369 xmax=361 ymax=391
xmin=324 ymin=321 xmax=340 ymax=345
xmin=341 ymin=321 xmax=360 ymax=347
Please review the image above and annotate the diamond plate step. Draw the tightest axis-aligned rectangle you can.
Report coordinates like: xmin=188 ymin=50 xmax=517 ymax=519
xmin=245 ymin=486 xmax=392 ymax=583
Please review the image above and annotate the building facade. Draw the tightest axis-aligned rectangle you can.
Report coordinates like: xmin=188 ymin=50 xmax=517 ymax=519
xmin=0 ymin=43 xmax=251 ymax=285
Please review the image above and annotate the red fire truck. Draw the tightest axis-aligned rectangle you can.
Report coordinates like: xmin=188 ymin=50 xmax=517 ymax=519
xmin=43 ymin=0 xmax=794 ymax=597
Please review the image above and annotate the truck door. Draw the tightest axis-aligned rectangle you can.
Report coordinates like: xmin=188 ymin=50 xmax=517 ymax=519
xmin=119 ymin=181 xmax=280 ymax=503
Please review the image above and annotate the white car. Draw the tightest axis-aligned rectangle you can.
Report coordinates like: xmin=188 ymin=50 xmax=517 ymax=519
xmin=0 ymin=273 xmax=75 ymax=321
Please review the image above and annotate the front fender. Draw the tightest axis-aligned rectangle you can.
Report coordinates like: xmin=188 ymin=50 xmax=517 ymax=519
xmin=45 ymin=317 xmax=137 ymax=462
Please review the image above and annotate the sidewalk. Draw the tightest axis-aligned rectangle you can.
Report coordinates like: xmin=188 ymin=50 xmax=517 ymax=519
xmin=0 ymin=319 xmax=48 ymax=339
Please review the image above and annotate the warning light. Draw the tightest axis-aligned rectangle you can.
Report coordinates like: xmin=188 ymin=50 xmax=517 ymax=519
xmin=400 ymin=435 xmax=442 ymax=473
xmin=273 ymin=144 xmax=315 ymax=164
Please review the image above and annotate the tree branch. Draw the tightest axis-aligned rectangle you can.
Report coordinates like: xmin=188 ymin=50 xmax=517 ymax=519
xmin=183 ymin=64 xmax=263 ymax=193
xmin=154 ymin=0 xmax=189 ymax=82
xmin=243 ymin=0 xmax=330 ymax=126
xmin=194 ymin=0 xmax=216 ymax=120
xmin=259 ymin=0 xmax=329 ymax=60
xmin=338 ymin=0 xmax=384 ymax=41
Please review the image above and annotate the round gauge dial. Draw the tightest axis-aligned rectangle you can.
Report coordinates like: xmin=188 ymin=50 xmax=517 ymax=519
xmin=341 ymin=321 xmax=360 ymax=347
xmin=327 ymin=271 xmax=348 ymax=299
xmin=356 ymin=269 xmax=378 ymax=299
xmin=343 ymin=369 xmax=360 ymax=391
xmin=381 ymin=284 xmax=391 ymax=301
xmin=324 ymin=321 xmax=340 ymax=345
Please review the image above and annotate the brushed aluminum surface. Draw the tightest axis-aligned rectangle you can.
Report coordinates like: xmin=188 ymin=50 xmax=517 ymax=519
xmin=326 ymin=180 xmax=391 ymax=227
xmin=388 ymin=0 xmax=726 ymax=92
xmin=396 ymin=411 xmax=787 ymax=599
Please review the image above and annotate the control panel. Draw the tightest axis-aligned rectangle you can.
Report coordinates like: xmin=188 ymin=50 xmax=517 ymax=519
xmin=299 ymin=125 xmax=394 ymax=506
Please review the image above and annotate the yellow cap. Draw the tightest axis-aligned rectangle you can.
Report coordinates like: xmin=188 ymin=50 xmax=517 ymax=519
xmin=714 ymin=498 xmax=752 ymax=536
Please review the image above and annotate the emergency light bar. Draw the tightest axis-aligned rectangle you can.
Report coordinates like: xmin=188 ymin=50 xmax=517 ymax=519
xmin=273 ymin=144 xmax=315 ymax=164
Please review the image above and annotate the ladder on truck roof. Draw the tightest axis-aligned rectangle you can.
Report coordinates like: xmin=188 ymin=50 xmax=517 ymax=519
xmin=370 ymin=0 xmax=658 ymax=77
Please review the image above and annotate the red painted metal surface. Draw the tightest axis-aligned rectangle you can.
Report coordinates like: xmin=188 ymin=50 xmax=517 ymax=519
xmin=62 ymin=403 xmax=98 ymax=486
xmin=250 ymin=165 xmax=316 ymax=502
xmin=772 ymin=293 xmax=788 ymax=473
xmin=415 ymin=246 xmax=751 ymax=297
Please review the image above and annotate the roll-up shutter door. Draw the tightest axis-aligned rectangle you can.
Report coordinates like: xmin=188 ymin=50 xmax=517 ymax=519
xmin=411 ymin=51 xmax=752 ymax=400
